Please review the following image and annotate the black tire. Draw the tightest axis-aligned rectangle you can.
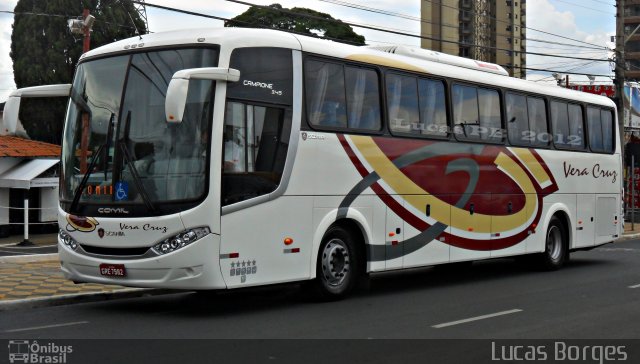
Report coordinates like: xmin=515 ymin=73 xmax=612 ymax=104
xmin=313 ymin=226 xmax=362 ymax=300
xmin=537 ymin=216 xmax=569 ymax=270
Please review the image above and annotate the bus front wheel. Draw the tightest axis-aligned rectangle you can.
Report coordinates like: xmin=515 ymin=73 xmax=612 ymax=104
xmin=313 ymin=226 xmax=361 ymax=300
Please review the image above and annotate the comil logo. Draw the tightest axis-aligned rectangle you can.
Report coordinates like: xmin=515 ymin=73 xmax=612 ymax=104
xmin=8 ymin=340 xmax=73 ymax=363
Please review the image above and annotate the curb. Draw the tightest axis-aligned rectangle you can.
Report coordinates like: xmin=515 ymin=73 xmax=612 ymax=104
xmin=619 ymin=233 xmax=640 ymax=241
xmin=0 ymin=288 xmax=177 ymax=312
xmin=0 ymin=253 xmax=59 ymax=264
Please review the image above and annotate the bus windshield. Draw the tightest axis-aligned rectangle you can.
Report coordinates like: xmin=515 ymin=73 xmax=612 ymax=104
xmin=60 ymin=47 xmax=219 ymax=216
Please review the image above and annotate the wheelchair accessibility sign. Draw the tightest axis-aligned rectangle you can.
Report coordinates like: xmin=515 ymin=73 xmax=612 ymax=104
xmin=115 ymin=181 xmax=129 ymax=201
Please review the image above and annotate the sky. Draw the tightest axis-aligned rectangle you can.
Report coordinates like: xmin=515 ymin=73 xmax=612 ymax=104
xmin=0 ymin=0 xmax=617 ymax=102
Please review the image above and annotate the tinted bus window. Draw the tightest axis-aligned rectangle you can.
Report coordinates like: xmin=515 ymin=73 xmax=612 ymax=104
xmin=454 ymin=85 xmax=502 ymax=142
xmin=452 ymin=84 xmax=480 ymax=140
xmin=587 ymin=106 xmax=603 ymax=152
xmin=601 ymin=109 xmax=614 ymax=153
xmin=568 ymin=104 xmax=585 ymax=149
xmin=345 ymin=66 xmax=381 ymax=131
xmin=478 ymin=88 xmax=502 ymax=142
xmin=418 ymin=79 xmax=448 ymax=136
xmin=527 ymin=96 xmax=549 ymax=147
xmin=228 ymin=48 xmax=293 ymax=105
xmin=387 ymin=73 xmax=420 ymax=133
xmin=506 ymin=93 xmax=528 ymax=145
xmin=305 ymin=60 xmax=347 ymax=128
xmin=551 ymin=101 xmax=570 ymax=148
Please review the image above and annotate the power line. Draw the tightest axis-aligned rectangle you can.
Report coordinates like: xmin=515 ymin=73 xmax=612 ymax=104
xmin=0 ymin=10 xmax=138 ymax=31
xmin=421 ymin=0 xmax=608 ymax=49
xmin=222 ymin=0 xmax=611 ymax=62
xmin=130 ymin=1 xmax=364 ymax=45
xmin=318 ymin=0 xmax=608 ymax=51
xmin=551 ymin=0 xmax=616 ymax=15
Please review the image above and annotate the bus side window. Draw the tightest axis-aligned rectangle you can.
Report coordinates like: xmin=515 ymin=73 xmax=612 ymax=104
xmin=567 ymin=104 xmax=585 ymax=149
xmin=587 ymin=106 xmax=603 ymax=152
xmin=453 ymin=84 xmax=501 ymax=142
xmin=418 ymin=79 xmax=448 ymax=137
xmin=386 ymin=73 xmax=420 ymax=134
xmin=305 ymin=60 xmax=347 ymax=128
xmin=601 ymin=109 xmax=614 ymax=153
xmin=506 ymin=93 xmax=529 ymax=146
xmin=222 ymin=102 xmax=291 ymax=206
xmin=527 ymin=96 xmax=548 ymax=147
xmin=345 ymin=66 xmax=381 ymax=131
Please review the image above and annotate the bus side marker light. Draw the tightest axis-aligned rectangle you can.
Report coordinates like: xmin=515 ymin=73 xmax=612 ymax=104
xmin=388 ymin=232 xmax=395 ymax=237
xmin=391 ymin=240 xmax=399 ymax=246
xmin=468 ymin=227 xmax=473 ymax=232
xmin=284 ymin=248 xmax=300 ymax=254
xmin=229 ymin=252 xmax=239 ymax=258
xmin=284 ymin=237 xmax=294 ymax=245
xmin=578 ymin=220 xmax=583 ymax=224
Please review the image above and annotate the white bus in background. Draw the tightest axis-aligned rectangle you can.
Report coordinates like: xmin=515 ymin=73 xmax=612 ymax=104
xmin=57 ymin=27 xmax=622 ymax=299
xmin=2 ymin=84 xmax=70 ymax=139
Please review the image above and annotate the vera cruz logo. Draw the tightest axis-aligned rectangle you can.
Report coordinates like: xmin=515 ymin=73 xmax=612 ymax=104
xmin=65 ymin=214 xmax=98 ymax=233
xmin=339 ymin=135 xmax=558 ymax=260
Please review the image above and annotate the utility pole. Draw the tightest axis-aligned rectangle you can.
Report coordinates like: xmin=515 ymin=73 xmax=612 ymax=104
xmin=615 ymin=0 xmax=626 ymax=156
xmin=68 ymin=10 xmax=95 ymax=174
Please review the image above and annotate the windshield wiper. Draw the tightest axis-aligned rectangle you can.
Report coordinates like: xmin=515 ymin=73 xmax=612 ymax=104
xmin=69 ymin=144 xmax=105 ymax=214
xmin=116 ymin=111 xmax=157 ymax=213
xmin=103 ymin=113 xmax=115 ymax=181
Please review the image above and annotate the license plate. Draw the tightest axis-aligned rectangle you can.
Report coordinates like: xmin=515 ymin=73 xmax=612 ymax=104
xmin=99 ymin=263 xmax=126 ymax=277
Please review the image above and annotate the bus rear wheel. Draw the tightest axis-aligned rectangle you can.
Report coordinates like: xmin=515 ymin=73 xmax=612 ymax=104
xmin=313 ymin=226 xmax=361 ymax=300
xmin=538 ymin=216 xmax=568 ymax=270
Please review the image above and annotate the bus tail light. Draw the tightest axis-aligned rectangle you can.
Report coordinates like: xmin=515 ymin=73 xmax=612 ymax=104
xmin=152 ymin=227 xmax=210 ymax=255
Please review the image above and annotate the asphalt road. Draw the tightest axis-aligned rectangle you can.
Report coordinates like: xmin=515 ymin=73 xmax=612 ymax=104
xmin=1 ymin=239 xmax=639 ymax=362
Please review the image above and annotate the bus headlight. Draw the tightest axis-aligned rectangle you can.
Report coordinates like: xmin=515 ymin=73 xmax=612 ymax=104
xmin=58 ymin=229 xmax=79 ymax=251
xmin=152 ymin=227 xmax=210 ymax=255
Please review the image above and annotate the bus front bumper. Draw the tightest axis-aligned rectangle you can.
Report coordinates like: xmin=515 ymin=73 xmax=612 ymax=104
xmin=58 ymin=233 xmax=227 ymax=290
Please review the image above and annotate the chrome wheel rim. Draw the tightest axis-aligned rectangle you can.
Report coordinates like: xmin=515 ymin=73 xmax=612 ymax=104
xmin=321 ymin=238 xmax=350 ymax=286
xmin=546 ymin=225 xmax=562 ymax=261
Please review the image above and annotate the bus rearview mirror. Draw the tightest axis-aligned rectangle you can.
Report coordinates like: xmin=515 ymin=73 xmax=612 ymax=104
xmin=165 ymin=67 xmax=240 ymax=123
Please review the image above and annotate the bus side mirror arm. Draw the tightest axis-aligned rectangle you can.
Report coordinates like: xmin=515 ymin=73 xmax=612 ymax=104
xmin=165 ymin=67 xmax=240 ymax=123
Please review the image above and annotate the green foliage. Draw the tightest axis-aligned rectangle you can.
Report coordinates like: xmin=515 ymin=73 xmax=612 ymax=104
xmin=226 ymin=3 xmax=365 ymax=45
xmin=10 ymin=0 xmax=146 ymax=144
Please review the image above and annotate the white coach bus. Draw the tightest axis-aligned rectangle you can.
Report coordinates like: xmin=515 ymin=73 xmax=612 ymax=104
xmin=58 ymin=27 xmax=622 ymax=299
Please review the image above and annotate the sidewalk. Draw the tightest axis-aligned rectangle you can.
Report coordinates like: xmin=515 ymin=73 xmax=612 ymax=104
xmin=0 ymin=233 xmax=148 ymax=310
xmin=623 ymin=221 xmax=640 ymax=238
xmin=0 ymin=257 xmax=125 ymax=302
xmin=0 ymin=233 xmax=57 ymax=257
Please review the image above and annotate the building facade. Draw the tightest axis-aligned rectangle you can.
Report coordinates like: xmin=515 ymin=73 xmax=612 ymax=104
xmin=420 ymin=0 xmax=527 ymax=78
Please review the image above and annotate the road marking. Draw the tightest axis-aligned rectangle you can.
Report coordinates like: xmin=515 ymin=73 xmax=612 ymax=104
xmin=4 ymin=321 xmax=89 ymax=333
xmin=629 ymin=284 xmax=640 ymax=289
xmin=432 ymin=309 xmax=522 ymax=329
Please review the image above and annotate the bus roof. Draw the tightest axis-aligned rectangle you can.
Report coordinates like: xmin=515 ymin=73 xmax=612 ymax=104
xmin=82 ymin=27 xmax=615 ymax=109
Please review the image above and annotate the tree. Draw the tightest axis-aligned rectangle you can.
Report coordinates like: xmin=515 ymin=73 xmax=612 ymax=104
xmin=226 ymin=3 xmax=365 ymax=45
xmin=10 ymin=0 xmax=146 ymax=144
